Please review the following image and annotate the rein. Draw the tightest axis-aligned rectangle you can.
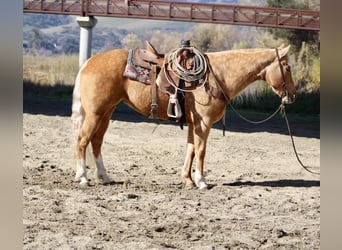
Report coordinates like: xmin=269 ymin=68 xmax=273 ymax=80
xmin=229 ymin=102 xmax=282 ymax=124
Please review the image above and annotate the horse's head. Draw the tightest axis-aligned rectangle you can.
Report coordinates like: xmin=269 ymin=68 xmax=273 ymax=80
xmin=258 ymin=45 xmax=296 ymax=104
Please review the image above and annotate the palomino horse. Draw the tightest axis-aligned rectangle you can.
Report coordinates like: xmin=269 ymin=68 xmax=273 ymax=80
xmin=71 ymin=45 xmax=296 ymax=189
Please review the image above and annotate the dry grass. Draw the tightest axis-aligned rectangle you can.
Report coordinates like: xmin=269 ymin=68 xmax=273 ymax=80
xmin=23 ymin=53 xmax=319 ymax=114
xmin=23 ymin=54 xmax=78 ymax=86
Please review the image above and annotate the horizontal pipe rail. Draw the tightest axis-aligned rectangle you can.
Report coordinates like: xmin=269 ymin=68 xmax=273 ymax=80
xmin=23 ymin=0 xmax=320 ymax=30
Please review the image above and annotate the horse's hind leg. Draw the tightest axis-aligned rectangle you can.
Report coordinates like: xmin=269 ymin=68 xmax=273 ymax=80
xmin=75 ymin=114 xmax=102 ymax=185
xmin=91 ymin=111 xmax=113 ymax=184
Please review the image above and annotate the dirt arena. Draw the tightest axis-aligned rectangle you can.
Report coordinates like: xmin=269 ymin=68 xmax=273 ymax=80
xmin=23 ymin=100 xmax=320 ymax=249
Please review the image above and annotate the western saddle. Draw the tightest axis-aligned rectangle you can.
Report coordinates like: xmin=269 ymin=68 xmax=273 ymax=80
xmin=123 ymin=40 xmax=208 ymax=124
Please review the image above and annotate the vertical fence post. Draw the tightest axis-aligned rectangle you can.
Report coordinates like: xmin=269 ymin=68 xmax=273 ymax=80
xmin=76 ymin=16 xmax=97 ymax=68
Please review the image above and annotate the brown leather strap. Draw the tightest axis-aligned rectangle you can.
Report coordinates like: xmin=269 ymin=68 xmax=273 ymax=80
xmin=149 ymin=65 xmax=158 ymax=119
xmin=205 ymin=83 xmax=226 ymax=101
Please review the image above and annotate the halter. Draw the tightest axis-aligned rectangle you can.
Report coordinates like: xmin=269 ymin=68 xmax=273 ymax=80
xmin=275 ymin=48 xmax=290 ymax=103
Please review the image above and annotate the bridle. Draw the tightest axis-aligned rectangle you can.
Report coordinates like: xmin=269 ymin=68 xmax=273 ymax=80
xmin=275 ymin=48 xmax=290 ymax=103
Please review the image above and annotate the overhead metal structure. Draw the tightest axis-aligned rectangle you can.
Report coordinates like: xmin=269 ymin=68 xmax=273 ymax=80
xmin=23 ymin=0 xmax=320 ymax=31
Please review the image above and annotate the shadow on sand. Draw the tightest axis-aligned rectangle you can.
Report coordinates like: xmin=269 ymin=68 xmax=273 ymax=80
xmin=23 ymin=91 xmax=319 ymax=139
xmin=223 ymin=179 xmax=320 ymax=188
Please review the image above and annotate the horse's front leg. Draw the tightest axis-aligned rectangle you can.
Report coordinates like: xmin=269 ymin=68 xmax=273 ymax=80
xmin=182 ymin=121 xmax=211 ymax=189
xmin=193 ymin=122 xmax=211 ymax=189
xmin=182 ymin=123 xmax=195 ymax=187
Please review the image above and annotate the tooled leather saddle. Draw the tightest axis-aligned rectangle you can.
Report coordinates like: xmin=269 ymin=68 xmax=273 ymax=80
xmin=123 ymin=42 xmax=162 ymax=85
xmin=123 ymin=41 xmax=206 ymax=124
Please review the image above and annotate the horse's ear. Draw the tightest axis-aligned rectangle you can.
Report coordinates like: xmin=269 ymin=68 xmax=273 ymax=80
xmin=279 ymin=45 xmax=291 ymax=58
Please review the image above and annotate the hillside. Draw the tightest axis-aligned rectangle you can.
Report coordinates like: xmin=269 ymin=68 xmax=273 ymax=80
xmin=23 ymin=14 xmax=193 ymax=54
xmin=22 ymin=0 xmax=319 ymax=55
xmin=23 ymin=0 xmax=267 ymax=55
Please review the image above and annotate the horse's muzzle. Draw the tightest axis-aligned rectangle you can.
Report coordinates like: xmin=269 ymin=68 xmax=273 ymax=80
xmin=282 ymin=93 xmax=296 ymax=104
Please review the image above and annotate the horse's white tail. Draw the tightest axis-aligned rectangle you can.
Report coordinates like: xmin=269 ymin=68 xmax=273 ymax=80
xmin=71 ymin=61 xmax=88 ymax=135
xmin=71 ymin=60 xmax=95 ymax=166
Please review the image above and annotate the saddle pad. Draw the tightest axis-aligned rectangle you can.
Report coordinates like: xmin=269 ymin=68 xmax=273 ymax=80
xmin=123 ymin=49 xmax=159 ymax=85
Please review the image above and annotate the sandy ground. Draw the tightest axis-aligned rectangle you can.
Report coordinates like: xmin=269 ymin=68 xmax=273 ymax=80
xmin=23 ymin=101 xmax=320 ymax=249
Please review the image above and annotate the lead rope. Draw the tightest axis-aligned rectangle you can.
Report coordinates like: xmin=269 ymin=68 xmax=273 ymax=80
xmin=280 ymin=104 xmax=320 ymax=175
xmin=228 ymin=103 xmax=320 ymax=175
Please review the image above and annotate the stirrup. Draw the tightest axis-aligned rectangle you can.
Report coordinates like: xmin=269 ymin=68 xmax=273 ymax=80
xmin=167 ymin=96 xmax=182 ymax=119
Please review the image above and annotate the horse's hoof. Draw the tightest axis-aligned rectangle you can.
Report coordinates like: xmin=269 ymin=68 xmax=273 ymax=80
xmin=96 ymin=174 xmax=111 ymax=185
xmin=74 ymin=173 xmax=82 ymax=182
xmin=79 ymin=177 xmax=89 ymax=186
xmin=102 ymin=177 xmax=112 ymax=185
xmin=198 ymin=182 xmax=208 ymax=190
